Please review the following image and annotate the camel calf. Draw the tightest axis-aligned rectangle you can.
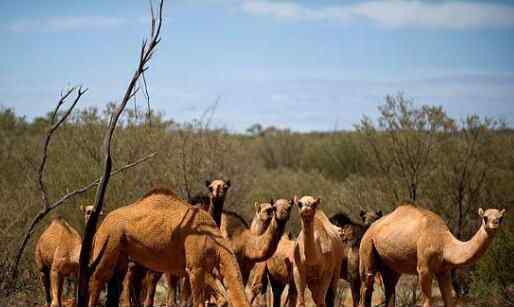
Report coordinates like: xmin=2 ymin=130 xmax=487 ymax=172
xmin=35 ymin=205 xmax=102 ymax=307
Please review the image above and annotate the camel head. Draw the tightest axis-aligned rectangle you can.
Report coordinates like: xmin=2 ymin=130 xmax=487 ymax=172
xmin=294 ymin=195 xmax=320 ymax=223
xmin=360 ymin=209 xmax=383 ymax=226
xmin=254 ymin=201 xmax=274 ymax=223
xmin=479 ymin=208 xmax=506 ymax=232
xmin=80 ymin=204 xmax=104 ymax=224
xmin=273 ymin=198 xmax=293 ymax=222
xmin=205 ymin=179 xmax=231 ymax=200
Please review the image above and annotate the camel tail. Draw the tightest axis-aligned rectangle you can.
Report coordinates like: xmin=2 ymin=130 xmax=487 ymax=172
xmin=217 ymin=243 xmax=251 ymax=307
xmin=89 ymin=235 xmax=110 ymax=274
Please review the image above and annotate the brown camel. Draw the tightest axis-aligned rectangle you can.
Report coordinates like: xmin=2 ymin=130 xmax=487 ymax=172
xmin=359 ymin=204 xmax=506 ymax=307
xmin=87 ymin=189 xmax=249 ymax=307
xmin=250 ymin=201 xmax=274 ymax=235
xmin=248 ymin=231 xmax=296 ymax=307
xmin=328 ymin=210 xmax=382 ymax=307
xmin=247 ymin=199 xmax=298 ymax=307
xmin=292 ymin=196 xmax=344 ymax=307
xmin=221 ymin=198 xmax=292 ymax=285
xmin=35 ymin=205 xmax=103 ymax=307
xmin=130 ymin=179 xmax=231 ymax=307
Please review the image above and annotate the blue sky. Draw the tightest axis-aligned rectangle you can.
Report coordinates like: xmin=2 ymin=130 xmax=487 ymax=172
xmin=1 ymin=0 xmax=514 ymax=131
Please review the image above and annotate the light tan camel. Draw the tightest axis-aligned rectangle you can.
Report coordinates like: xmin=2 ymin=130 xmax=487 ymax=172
xmin=131 ymin=179 xmax=231 ymax=307
xmin=329 ymin=210 xmax=382 ymax=307
xmin=35 ymin=205 xmax=102 ymax=307
xmin=220 ymin=198 xmax=291 ymax=285
xmin=87 ymin=189 xmax=249 ymax=307
xmin=359 ymin=204 xmax=506 ymax=307
xmin=292 ymin=196 xmax=344 ymax=307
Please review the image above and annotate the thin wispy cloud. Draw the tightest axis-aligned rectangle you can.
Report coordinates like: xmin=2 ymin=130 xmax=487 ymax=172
xmin=6 ymin=16 xmax=127 ymax=33
xmin=240 ymin=0 xmax=514 ymax=30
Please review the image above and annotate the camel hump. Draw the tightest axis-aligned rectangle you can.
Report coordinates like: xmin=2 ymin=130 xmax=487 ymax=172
xmin=141 ymin=188 xmax=180 ymax=200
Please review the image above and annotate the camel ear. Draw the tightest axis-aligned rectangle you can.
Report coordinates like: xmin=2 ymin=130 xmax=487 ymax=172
xmin=205 ymin=180 xmax=211 ymax=188
xmin=478 ymin=208 xmax=484 ymax=217
xmin=500 ymin=209 xmax=506 ymax=216
xmin=254 ymin=202 xmax=260 ymax=212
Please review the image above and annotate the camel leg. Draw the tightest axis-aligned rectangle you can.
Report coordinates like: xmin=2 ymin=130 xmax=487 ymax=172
xmin=287 ymin=284 xmax=297 ymax=307
xmin=88 ymin=231 xmax=124 ymax=307
xmin=50 ymin=268 xmax=64 ymax=307
xmin=188 ymin=268 xmax=206 ymax=307
xmin=40 ymin=267 xmax=52 ymax=307
xmin=358 ymin=238 xmax=376 ymax=307
xmin=292 ymin=264 xmax=306 ymax=307
xmin=437 ymin=272 xmax=455 ymax=307
xmin=350 ymin=277 xmax=361 ymax=307
xmin=144 ymin=271 xmax=163 ymax=307
xmin=381 ymin=268 xmax=400 ymax=307
xmin=418 ymin=267 xmax=434 ymax=307
xmin=310 ymin=276 xmax=331 ymax=307
xmin=180 ymin=275 xmax=192 ymax=307
xmin=165 ymin=273 xmax=179 ymax=307
xmin=248 ymin=262 xmax=267 ymax=306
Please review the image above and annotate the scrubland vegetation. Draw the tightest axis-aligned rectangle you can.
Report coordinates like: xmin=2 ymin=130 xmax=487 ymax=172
xmin=1 ymin=94 xmax=513 ymax=306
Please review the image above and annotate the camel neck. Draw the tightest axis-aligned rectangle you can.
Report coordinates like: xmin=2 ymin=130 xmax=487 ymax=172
xmin=301 ymin=218 xmax=321 ymax=265
xmin=244 ymin=216 xmax=286 ymax=262
xmin=209 ymin=196 xmax=225 ymax=227
xmin=445 ymin=225 xmax=495 ymax=268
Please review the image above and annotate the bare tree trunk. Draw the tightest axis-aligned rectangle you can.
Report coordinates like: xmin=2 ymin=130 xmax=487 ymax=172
xmin=76 ymin=1 xmax=164 ymax=306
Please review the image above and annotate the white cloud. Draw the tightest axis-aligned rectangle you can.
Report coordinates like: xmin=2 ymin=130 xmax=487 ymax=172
xmin=240 ymin=0 xmax=514 ymax=30
xmin=7 ymin=16 xmax=127 ymax=33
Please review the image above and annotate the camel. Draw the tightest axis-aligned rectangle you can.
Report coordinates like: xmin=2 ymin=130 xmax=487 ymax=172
xmin=206 ymin=179 xmax=231 ymax=226
xmin=220 ymin=198 xmax=292 ymax=285
xmin=250 ymin=201 xmax=274 ymax=235
xmin=292 ymin=196 xmax=345 ymax=307
xmin=248 ymin=231 xmax=296 ymax=307
xmin=35 ymin=205 xmax=103 ymax=307
xmin=358 ymin=204 xmax=506 ymax=307
xmin=328 ymin=210 xmax=382 ymax=307
xmin=129 ymin=179 xmax=231 ymax=307
xmin=87 ymin=189 xmax=249 ymax=307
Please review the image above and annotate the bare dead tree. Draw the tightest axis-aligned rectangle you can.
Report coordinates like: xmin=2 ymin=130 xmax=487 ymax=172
xmin=8 ymin=87 xmax=157 ymax=286
xmin=9 ymin=86 xmax=156 ymax=284
xmin=76 ymin=1 xmax=164 ymax=306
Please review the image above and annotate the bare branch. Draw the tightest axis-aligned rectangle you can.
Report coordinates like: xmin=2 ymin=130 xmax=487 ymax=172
xmin=9 ymin=151 xmax=156 ymax=282
xmin=77 ymin=1 xmax=165 ymax=305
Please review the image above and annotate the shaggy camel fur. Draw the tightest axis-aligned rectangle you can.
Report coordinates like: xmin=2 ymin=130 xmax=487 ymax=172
xmin=292 ymin=196 xmax=344 ymax=307
xmin=87 ymin=189 xmax=249 ymax=307
xmin=35 ymin=205 xmax=102 ymax=307
xmin=328 ymin=210 xmax=382 ymax=307
xmin=359 ymin=204 xmax=506 ymax=307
